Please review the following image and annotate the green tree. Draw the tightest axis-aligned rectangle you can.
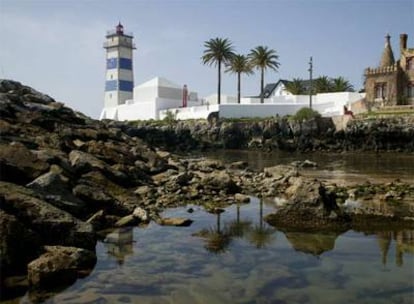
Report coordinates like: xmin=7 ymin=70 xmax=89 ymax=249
xmin=226 ymin=54 xmax=253 ymax=104
xmin=202 ymin=37 xmax=235 ymax=105
xmin=248 ymin=46 xmax=280 ymax=103
xmin=314 ymin=76 xmax=333 ymax=93
xmin=331 ymin=77 xmax=354 ymax=92
xmin=285 ymin=78 xmax=305 ymax=95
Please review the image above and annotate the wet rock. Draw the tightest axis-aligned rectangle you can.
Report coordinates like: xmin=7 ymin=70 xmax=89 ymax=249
xmin=234 ymin=193 xmax=250 ymax=203
xmin=200 ymin=171 xmax=241 ymax=194
xmin=0 ymin=142 xmax=49 ymax=184
xmin=86 ymin=210 xmax=105 ymax=230
xmin=265 ymin=177 xmax=350 ymax=231
xmin=115 ymin=215 xmax=138 ymax=227
xmin=27 ymin=246 xmax=96 ymax=289
xmin=0 ymin=210 xmax=41 ymax=276
xmin=158 ymin=217 xmax=193 ymax=227
xmin=0 ymin=181 xmax=96 ymax=249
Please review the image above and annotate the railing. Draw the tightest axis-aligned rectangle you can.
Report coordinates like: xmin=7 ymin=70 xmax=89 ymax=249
xmin=106 ymin=30 xmax=134 ymax=37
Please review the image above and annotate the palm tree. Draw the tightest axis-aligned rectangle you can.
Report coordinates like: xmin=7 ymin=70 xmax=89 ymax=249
xmin=314 ymin=76 xmax=333 ymax=93
xmin=331 ymin=77 xmax=354 ymax=92
xmin=202 ymin=38 xmax=235 ymax=105
xmin=225 ymin=54 xmax=253 ymax=103
xmin=248 ymin=46 xmax=280 ymax=103
xmin=285 ymin=78 xmax=305 ymax=95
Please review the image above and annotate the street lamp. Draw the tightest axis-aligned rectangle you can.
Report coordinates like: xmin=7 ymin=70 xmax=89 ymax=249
xmin=308 ymin=56 xmax=313 ymax=109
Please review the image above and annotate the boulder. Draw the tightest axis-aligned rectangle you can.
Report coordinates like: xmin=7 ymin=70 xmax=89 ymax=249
xmin=265 ymin=178 xmax=349 ymax=231
xmin=0 ymin=142 xmax=49 ymax=184
xmin=0 ymin=182 xmax=96 ymax=250
xmin=27 ymin=246 xmax=96 ymax=289
xmin=27 ymin=166 xmax=86 ymax=216
xmin=69 ymin=150 xmax=107 ymax=174
xmin=200 ymin=171 xmax=241 ymax=194
xmin=0 ymin=210 xmax=41 ymax=276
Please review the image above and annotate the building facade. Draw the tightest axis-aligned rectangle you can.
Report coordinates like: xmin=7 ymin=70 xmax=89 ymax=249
xmin=103 ymin=23 xmax=136 ymax=108
xmin=364 ymin=34 xmax=414 ymax=107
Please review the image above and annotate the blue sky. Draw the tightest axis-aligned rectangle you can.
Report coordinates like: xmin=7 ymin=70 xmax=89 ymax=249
xmin=1 ymin=0 xmax=413 ymax=118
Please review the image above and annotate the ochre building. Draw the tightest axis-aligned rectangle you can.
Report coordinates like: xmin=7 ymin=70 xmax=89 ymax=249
xmin=364 ymin=34 xmax=414 ymax=106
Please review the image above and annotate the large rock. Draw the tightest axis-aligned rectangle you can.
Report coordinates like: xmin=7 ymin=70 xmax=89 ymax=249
xmin=200 ymin=171 xmax=241 ymax=194
xmin=265 ymin=177 xmax=350 ymax=231
xmin=0 ymin=142 xmax=49 ymax=184
xmin=0 ymin=210 xmax=41 ymax=276
xmin=27 ymin=246 xmax=96 ymax=288
xmin=0 ymin=182 xmax=96 ymax=249
xmin=27 ymin=166 xmax=86 ymax=216
xmin=69 ymin=150 xmax=107 ymax=174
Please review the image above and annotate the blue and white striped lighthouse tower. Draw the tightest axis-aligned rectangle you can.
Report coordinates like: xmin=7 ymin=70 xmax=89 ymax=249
xmin=103 ymin=23 xmax=136 ymax=108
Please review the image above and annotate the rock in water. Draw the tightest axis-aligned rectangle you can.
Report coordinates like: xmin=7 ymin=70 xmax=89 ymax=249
xmin=159 ymin=217 xmax=193 ymax=227
xmin=27 ymin=246 xmax=96 ymax=289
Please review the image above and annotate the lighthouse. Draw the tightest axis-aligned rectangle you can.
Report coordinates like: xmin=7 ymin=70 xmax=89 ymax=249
xmin=103 ymin=23 xmax=136 ymax=108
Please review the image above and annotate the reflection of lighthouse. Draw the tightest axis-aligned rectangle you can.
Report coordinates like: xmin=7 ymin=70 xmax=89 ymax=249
xmin=182 ymin=84 xmax=188 ymax=107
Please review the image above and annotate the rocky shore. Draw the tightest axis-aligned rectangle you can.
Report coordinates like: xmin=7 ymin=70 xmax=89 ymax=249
xmin=124 ymin=115 xmax=414 ymax=152
xmin=1 ymin=80 xmax=413 ymax=299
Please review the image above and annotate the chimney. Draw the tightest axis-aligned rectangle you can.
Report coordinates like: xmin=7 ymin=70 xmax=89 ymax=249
xmin=400 ymin=33 xmax=408 ymax=53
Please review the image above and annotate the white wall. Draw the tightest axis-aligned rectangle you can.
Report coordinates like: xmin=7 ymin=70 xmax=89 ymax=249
xmin=159 ymin=104 xmax=219 ymax=120
xmin=100 ymin=101 xmax=157 ymax=121
xmin=219 ymin=104 xmax=305 ymax=118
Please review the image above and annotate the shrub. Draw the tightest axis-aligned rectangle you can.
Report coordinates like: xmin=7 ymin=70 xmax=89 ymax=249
xmin=292 ymin=107 xmax=321 ymax=121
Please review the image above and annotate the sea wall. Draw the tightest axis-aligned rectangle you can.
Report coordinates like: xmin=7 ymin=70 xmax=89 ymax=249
xmin=122 ymin=116 xmax=414 ymax=152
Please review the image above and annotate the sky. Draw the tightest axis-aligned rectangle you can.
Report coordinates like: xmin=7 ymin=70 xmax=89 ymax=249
xmin=1 ymin=0 xmax=413 ymax=118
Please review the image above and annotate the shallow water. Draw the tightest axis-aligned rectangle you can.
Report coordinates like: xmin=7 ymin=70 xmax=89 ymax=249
xmin=16 ymin=198 xmax=414 ymax=304
xmin=202 ymin=150 xmax=414 ymax=184
xmin=5 ymin=152 xmax=414 ymax=303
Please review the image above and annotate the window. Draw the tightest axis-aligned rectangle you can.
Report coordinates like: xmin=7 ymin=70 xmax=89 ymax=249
xmin=407 ymin=83 xmax=414 ymax=98
xmin=407 ymin=58 xmax=414 ymax=70
xmin=375 ymin=83 xmax=387 ymax=99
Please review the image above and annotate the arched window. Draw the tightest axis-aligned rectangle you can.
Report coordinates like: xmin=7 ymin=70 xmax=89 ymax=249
xmin=375 ymin=83 xmax=387 ymax=99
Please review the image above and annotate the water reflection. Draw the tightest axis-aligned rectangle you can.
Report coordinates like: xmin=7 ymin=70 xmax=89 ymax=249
xmin=194 ymin=200 xmax=276 ymax=253
xmin=103 ymin=227 xmax=134 ymax=265
xmin=377 ymin=230 xmax=414 ymax=267
xmin=284 ymin=231 xmax=340 ymax=256
xmin=246 ymin=200 xmax=275 ymax=249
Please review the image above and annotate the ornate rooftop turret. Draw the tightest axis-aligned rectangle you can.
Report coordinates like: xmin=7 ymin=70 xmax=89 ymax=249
xmin=380 ymin=34 xmax=395 ymax=67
